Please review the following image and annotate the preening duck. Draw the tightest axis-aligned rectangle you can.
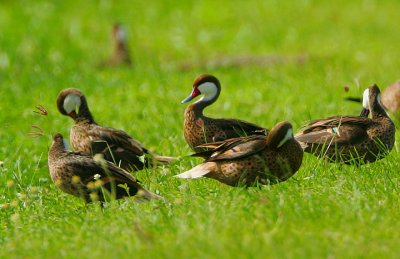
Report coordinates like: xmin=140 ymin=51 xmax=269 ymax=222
xmin=56 ymin=88 xmax=175 ymax=171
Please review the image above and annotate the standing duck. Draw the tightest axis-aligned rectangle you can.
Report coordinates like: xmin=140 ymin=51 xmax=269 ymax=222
xmin=48 ymin=133 xmax=161 ymax=203
xmin=182 ymin=74 xmax=268 ymax=152
xmin=56 ymin=88 xmax=175 ymax=171
xmin=176 ymin=121 xmax=303 ymax=187
xmin=295 ymin=84 xmax=395 ymax=164
xmin=99 ymin=23 xmax=132 ymax=67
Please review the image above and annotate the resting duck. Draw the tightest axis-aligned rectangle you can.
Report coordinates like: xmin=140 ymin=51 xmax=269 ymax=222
xmin=295 ymin=84 xmax=395 ymax=164
xmin=100 ymin=23 xmax=132 ymax=67
xmin=56 ymin=88 xmax=175 ymax=171
xmin=176 ymin=121 xmax=303 ymax=186
xmin=48 ymin=133 xmax=161 ymax=203
xmin=347 ymin=80 xmax=400 ymax=119
xmin=182 ymin=74 xmax=268 ymax=152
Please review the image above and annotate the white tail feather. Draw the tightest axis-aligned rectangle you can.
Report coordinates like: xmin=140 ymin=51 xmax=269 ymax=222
xmin=175 ymin=163 xmax=213 ymax=179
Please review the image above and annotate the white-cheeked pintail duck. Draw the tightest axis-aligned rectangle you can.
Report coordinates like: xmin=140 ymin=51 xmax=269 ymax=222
xmin=56 ymin=88 xmax=175 ymax=172
xmin=295 ymin=84 xmax=395 ymax=165
xmin=176 ymin=121 xmax=303 ymax=187
xmin=48 ymin=133 xmax=161 ymax=203
xmin=182 ymin=74 xmax=268 ymax=152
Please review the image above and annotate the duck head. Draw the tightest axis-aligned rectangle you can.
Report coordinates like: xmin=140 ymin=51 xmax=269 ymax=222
xmin=181 ymin=74 xmax=221 ymax=104
xmin=266 ymin=121 xmax=294 ymax=149
xmin=361 ymin=84 xmax=386 ymax=118
xmin=113 ymin=23 xmax=126 ymax=44
xmin=57 ymin=88 xmax=92 ymax=121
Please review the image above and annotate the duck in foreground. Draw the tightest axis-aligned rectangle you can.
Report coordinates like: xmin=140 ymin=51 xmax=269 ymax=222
xmin=48 ymin=133 xmax=162 ymax=203
xmin=182 ymin=74 xmax=268 ymax=152
xmin=176 ymin=121 xmax=303 ymax=187
xmin=295 ymin=84 xmax=395 ymax=165
xmin=56 ymin=88 xmax=175 ymax=172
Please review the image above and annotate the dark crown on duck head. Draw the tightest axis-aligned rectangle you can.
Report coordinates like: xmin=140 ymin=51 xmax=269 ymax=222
xmin=181 ymin=74 xmax=221 ymax=104
xmin=193 ymin=74 xmax=220 ymax=89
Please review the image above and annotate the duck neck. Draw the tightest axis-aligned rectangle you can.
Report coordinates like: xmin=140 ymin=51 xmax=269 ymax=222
xmin=371 ymin=102 xmax=388 ymax=118
xmin=49 ymin=141 xmax=67 ymax=160
xmin=114 ymin=42 xmax=130 ymax=62
xmin=192 ymin=89 xmax=220 ymax=117
xmin=75 ymin=101 xmax=95 ymax=124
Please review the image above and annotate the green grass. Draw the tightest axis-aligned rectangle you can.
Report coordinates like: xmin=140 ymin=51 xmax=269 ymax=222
xmin=1 ymin=0 xmax=400 ymax=258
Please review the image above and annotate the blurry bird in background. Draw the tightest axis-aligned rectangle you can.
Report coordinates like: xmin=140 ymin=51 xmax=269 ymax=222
xmin=99 ymin=23 xmax=132 ymax=67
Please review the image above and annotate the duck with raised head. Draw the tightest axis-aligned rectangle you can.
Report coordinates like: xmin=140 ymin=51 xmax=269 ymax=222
xmin=176 ymin=121 xmax=303 ymax=187
xmin=99 ymin=23 xmax=132 ymax=67
xmin=56 ymin=88 xmax=175 ymax=172
xmin=182 ymin=74 xmax=268 ymax=152
xmin=295 ymin=84 xmax=395 ymax=164
xmin=48 ymin=133 xmax=161 ymax=203
xmin=347 ymin=80 xmax=400 ymax=119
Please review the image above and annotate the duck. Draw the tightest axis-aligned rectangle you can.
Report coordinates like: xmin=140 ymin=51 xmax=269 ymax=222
xmin=182 ymin=74 xmax=268 ymax=152
xmin=48 ymin=133 xmax=161 ymax=203
xmin=56 ymin=88 xmax=175 ymax=171
xmin=346 ymin=80 xmax=400 ymax=119
xmin=295 ymin=84 xmax=395 ymax=164
xmin=99 ymin=23 xmax=132 ymax=67
xmin=176 ymin=121 xmax=303 ymax=187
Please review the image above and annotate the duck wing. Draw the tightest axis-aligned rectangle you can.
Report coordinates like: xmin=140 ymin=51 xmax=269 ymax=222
xmin=66 ymin=153 xmax=161 ymax=200
xmin=66 ymin=153 xmax=138 ymax=184
xmin=193 ymin=135 xmax=267 ymax=161
xmin=296 ymin=116 xmax=376 ymax=145
xmin=88 ymin=124 xmax=145 ymax=156
xmin=213 ymin=118 xmax=268 ymax=140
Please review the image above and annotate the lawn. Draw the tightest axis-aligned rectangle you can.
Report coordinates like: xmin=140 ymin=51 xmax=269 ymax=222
xmin=1 ymin=0 xmax=400 ymax=258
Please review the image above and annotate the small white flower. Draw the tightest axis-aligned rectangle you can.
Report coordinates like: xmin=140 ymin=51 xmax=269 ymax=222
xmin=94 ymin=174 xmax=101 ymax=180
xmin=138 ymin=155 xmax=146 ymax=164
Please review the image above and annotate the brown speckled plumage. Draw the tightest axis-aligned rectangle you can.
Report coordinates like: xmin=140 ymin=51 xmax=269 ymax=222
xmin=176 ymin=121 xmax=303 ymax=187
xmin=182 ymin=74 xmax=268 ymax=152
xmin=295 ymin=84 xmax=395 ymax=164
xmin=56 ymin=88 xmax=175 ymax=172
xmin=48 ymin=133 xmax=161 ymax=202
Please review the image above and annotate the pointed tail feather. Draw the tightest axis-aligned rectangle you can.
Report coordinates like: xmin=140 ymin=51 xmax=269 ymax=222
xmin=135 ymin=188 xmax=164 ymax=202
xmin=175 ymin=162 xmax=215 ymax=179
xmin=153 ymin=154 xmax=178 ymax=165
xmin=297 ymin=141 xmax=308 ymax=151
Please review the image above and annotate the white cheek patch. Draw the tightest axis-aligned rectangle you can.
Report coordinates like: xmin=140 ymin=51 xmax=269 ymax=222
xmin=278 ymin=128 xmax=293 ymax=148
xmin=197 ymin=82 xmax=218 ymax=102
xmin=362 ymin=88 xmax=370 ymax=109
xmin=63 ymin=94 xmax=81 ymax=114
xmin=117 ymin=28 xmax=126 ymax=41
